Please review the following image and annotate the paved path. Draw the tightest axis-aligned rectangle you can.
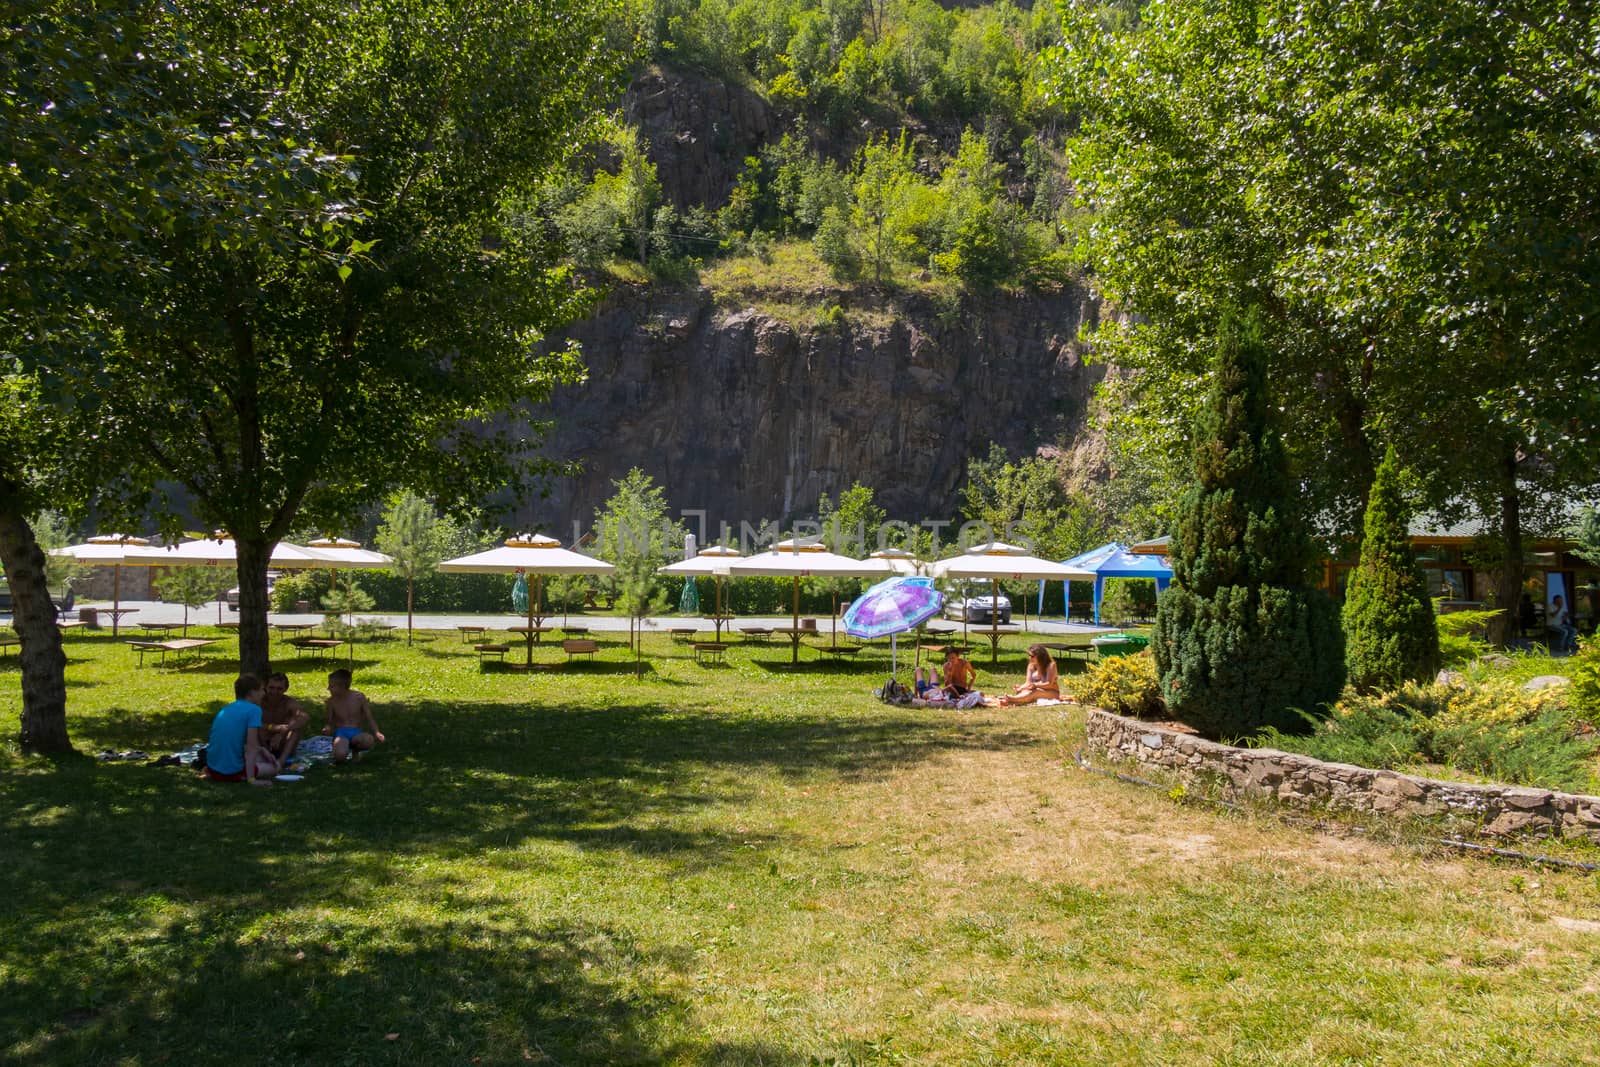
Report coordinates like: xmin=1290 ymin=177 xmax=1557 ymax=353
xmin=20 ymin=599 xmax=1119 ymax=636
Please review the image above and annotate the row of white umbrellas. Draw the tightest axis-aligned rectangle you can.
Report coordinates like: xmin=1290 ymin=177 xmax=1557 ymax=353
xmin=51 ymin=531 xmax=1093 ymax=660
xmin=662 ymin=538 xmax=1095 ymax=663
xmin=50 ymin=534 xmax=396 ymax=636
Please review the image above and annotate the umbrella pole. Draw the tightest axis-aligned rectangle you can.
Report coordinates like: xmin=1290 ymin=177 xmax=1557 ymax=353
xmin=832 ymin=592 xmax=838 ymax=649
xmin=892 ymin=632 xmax=897 ymax=675
xmin=792 ymin=576 xmax=800 ymax=665
xmin=113 ymin=567 xmax=121 ymax=637
xmin=527 ymin=576 xmax=538 ymax=667
xmin=716 ymin=576 xmax=724 ymax=641
xmin=991 ymin=579 xmax=1000 ymax=666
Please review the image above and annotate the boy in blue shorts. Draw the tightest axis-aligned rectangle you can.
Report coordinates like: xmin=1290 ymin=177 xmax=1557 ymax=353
xmin=323 ymin=668 xmax=384 ymax=762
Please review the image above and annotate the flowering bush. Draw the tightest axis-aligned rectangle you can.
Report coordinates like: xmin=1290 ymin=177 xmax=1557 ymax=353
xmin=1075 ymin=652 xmax=1163 ymax=718
xmin=1260 ymin=676 xmax=1596 ymax=791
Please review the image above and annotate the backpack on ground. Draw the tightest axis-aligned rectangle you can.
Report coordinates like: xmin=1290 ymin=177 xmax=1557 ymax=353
xmin=878 ymin=677 xmax=911 ymax=704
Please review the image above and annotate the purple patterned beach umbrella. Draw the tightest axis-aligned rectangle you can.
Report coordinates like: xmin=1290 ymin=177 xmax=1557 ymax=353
xmin=844 ymin=577 xmax=942 ymax=674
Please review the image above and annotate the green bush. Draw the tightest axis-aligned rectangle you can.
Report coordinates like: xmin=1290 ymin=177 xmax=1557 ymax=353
xmin=1436 ymin=606 xmax=1500 ymax=666
xmin=1261 ymin=678 xmax=1598 ymax=792
xmin=1098 ymin=578 xmax=1157 ymax=624
xmin=1568 ymin=636 xmax=1600 ymax=727
xmin=1074 ymin=652 xmax=1163 ymax=717
xmin=1152 ymin=310 xmax=1345 ymax=738
xmin=1342 ymin=447 xmax=1440 ymax=690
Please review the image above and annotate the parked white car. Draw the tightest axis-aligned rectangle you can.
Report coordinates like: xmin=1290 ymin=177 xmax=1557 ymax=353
xmin=943 ymin=584 xmax=1012 ymax=624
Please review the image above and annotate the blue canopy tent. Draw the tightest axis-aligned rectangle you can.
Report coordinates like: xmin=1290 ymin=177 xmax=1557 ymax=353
xmin=1038 ymin=543 xmax=1173 ymax=623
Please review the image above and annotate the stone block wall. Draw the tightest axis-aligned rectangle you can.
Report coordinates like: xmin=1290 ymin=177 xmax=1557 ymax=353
xmin=1084 ymin=709 xmax=1600 ymax=843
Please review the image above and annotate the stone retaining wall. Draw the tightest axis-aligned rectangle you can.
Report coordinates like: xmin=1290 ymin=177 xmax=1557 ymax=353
xmin=1084 ymin=709 xmax=1600 ymax=842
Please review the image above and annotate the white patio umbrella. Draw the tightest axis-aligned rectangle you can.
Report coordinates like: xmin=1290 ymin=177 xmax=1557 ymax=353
xmin=657 ymin=545 xmax=743 ymax=641
xmin=141 ymin=534 xmax=330 ymax=625
xmin=930 ymin=542 xmax=1096 ymax=664
xmin=438 ymin=535 xmax=614 ymax=667
xmin=869 ymin=548 xmax=924 ymax=576
xmin=48 ymin=534 xmax=159 ymax=636
xmin=300 ymin=537 xmax=395 ymax=626
xmin=728 ymin=539 xmax=892 ymax=663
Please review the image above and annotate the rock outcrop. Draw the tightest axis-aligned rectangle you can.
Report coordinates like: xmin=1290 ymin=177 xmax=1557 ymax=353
xmin=524 ymin=281 xmax=1106 ymax=533
xmin=625 ymin=66 xmax=775 ymax=213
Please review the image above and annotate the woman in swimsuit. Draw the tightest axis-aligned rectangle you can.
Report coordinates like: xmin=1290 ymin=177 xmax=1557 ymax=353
xmin=998 ymin=644 xmax=1060 ymax=706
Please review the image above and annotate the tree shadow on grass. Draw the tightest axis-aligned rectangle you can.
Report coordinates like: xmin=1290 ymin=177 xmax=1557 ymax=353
xmin=0 ymin=697 xmax=1030 ymax=1062
xmin=1 ymin=700 xmax=1035 ymax=893
xmin=1 ymin=905 xmax=790 ymax=1066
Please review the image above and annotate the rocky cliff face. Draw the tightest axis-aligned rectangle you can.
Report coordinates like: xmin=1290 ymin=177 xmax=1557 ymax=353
xmin=625 ymin=66 xmax=775 ymax=213
xmin=523 ymin=282 xmax=1107 ymax=535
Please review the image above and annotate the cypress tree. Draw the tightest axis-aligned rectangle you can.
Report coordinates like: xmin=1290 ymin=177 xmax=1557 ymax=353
xmin=1342 ymin=447 xmax=1441 ymax=690
xmin=1151 ymin=309 xmax=1345 ymax=738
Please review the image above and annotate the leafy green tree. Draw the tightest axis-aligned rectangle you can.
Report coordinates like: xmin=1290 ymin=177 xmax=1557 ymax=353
xmin=1342 ymin=448 xmax=1441 ymax=691
xmin=1152 ymin=310 xmax=1344 ymax=738
xmin=14 ymin=0 xmax=633 ymax=683
xmin=0 ymin=375 xmax=77 ymax=750
xmin=1574 ymin=508 xmax=1600 ymax=568
xmin=593 ymin=469 xmax=687 ymax=653
xmin=30 ymin=511 xmax=83 ymax=594
xmin=375 ymin=491 xmax=449 ymax=645
xmin=158 ymin=567 xmax=230 ymax=638
xmin=813 ymin=206 xmax=861 ymax=279
xmin=1049 ymin=0 xmax=1600 ymax=645
xmin=816 ymin=483 xmax=886 ymax=643
xmin=851 ymin=131 xmax=916 ymax=282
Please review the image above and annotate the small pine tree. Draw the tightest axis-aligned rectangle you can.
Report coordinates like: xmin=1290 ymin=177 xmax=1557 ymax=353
xmin=1151 ymin=309 xmax=1344 ymax=738
xmin=1342 ymin=447 xmax=1440 ymax=690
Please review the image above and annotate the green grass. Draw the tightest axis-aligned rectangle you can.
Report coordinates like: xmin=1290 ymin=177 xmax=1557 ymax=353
xmin=4 ymin=628 xmax=1600 ymax=1065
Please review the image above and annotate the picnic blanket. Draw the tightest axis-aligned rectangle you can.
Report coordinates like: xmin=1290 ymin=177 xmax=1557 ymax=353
xmin=159 ymin=733 xmax=338 ymax=769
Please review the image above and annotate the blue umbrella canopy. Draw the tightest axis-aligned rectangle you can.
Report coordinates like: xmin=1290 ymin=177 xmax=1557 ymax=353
xmin=512 ymin=573 xmax=529 ymax=614
xmin=678 ymin=577 xmax=700 ymax=614
xmin=843 ymin=576 xmax=942 ymax=639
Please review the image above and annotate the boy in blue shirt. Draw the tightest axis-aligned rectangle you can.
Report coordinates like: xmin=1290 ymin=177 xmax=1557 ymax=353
xmin=204 ymin=674 xmax=278 ymax=785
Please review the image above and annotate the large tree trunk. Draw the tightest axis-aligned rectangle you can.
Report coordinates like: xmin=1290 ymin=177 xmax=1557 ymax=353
xmin=0 ymin=506 xmax=72 ymax=753
xmin=235 ymin=536 xmax=274 ymax=679
xmin=1489 ymin=445 xmax=1524 ymax=648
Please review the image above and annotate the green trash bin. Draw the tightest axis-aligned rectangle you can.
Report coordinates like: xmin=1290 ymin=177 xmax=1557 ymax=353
xmin=1091 ymin=635 xmax=1136 ymax=659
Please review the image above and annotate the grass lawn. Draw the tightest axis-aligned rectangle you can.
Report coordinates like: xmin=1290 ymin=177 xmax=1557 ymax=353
xmin=3 ymin=627 xmax=1599 ymax=1065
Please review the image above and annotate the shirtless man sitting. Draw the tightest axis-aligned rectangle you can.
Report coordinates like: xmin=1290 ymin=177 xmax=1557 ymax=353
xmin=261 ymin=671 xmax=310 ymax=765
xmin=323 ymin=667 xmax=385 ymax=762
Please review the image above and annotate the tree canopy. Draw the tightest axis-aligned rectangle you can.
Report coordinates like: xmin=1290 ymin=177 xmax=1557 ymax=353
xmin=1046 ymin=0 xmax=1600 ymax=629
xmin=3 ymin=0 xmax=636 ymax=736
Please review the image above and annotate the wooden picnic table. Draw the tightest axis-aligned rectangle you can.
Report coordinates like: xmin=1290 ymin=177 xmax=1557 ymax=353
xmin=457 ymin=625 xmax=488 ymax=643
xmin=287 ymin=637 xmax=344 ymax=661
xmin=128 ymin=638 xmax=218 ymax=667
xmin=140 ymin=622 xmax=185 ymax=636
xmin=692 ymin=642 xmax=728 ymax=665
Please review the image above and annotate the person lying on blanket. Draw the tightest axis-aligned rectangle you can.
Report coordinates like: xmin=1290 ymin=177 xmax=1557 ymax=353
xmin=996 ymin=645 xmax=1060 ymax=707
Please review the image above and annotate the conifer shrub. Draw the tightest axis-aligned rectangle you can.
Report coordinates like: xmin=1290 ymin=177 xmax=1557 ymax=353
xmin=1342 ymin=447 xmax=1441 ymax=690
xmin=1151 ymin=310 xmax=1345 ymax=739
